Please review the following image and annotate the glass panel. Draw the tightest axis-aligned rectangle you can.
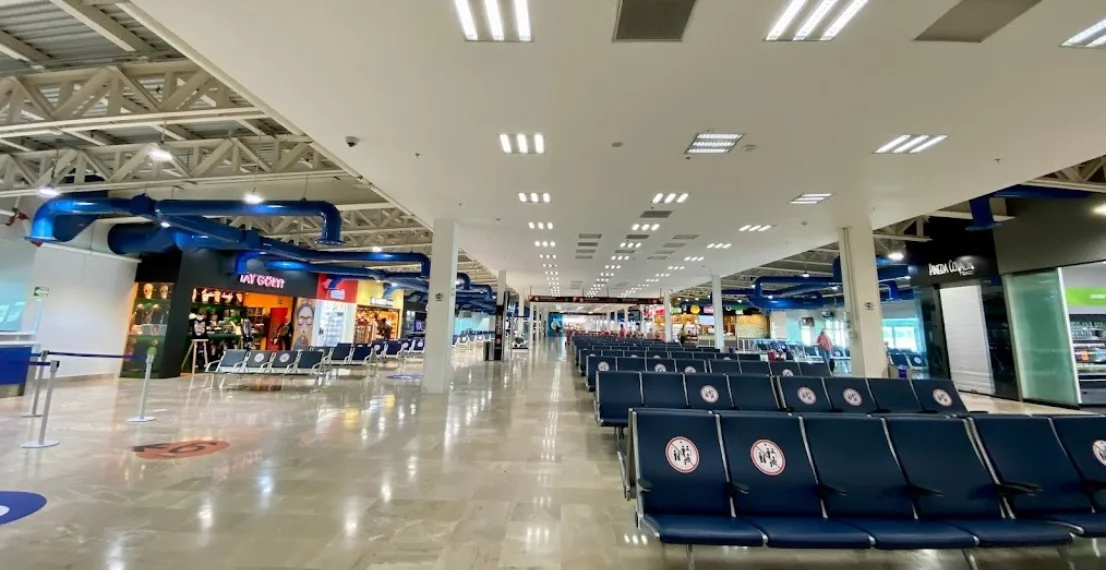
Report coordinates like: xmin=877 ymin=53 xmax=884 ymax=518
xmin=1005 ymin=270 xmax=1078 ymax=406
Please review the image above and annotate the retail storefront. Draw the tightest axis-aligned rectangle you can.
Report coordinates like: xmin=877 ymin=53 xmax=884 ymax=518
xmin=908 ymin=225 xmax=1014 ymax=398
xmin=995 ymin=197 xmax=1106 ymax=407
xmin=128 ymin=249 xmax=319 ymax=378
xmin=313 ymin=276 xmax=358 ymax=347
xmin=354 ymin=281 xmax=404 ymax=342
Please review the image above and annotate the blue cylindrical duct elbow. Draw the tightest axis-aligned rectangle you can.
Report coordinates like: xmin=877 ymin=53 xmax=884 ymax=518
xmin=721 ymin=288 xmax=755 ymax=296
xmin=154 ymin=200 xmax=343 ymax=245
xmin=991 ymin=185 xmax=1089 ymax=200
xmin=107 ymin=224 xmax=178 ymax=255
xmin=967 ymin=197 xmax=998 ymax=232
xmin=456 ymin=273 xmax=471 ymax=289
xmin=29 ymin=194 xmax=151 ymax=243
xmin=263 ymin=259 xmax=384 ymax=282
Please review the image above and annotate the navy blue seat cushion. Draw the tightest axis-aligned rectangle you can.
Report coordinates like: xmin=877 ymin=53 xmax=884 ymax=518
xmin=943 ymin=519 xmax=1073 ymax=547
xmin=641 ymin=372 xmax=688 ymax=409
xmin=824 ymin=377 xmax=877 ymax=414
xmin=726 ymin=375 xmax=779 ymax=412
xmin=741 ymin=516 xmax=871 ymax=549
xmin=867 ymin=378 xmax=922 ymax=413
xmin=838 ymin=519 xmax=976 ymax=550
xmin=1037 ymin=513 xmax=1106 ymax=537
xmin=632 ymin=410 xmax=731 ymax=517
xmin=642 ymin=514 xmax=765 ymax=546
xmin=685 ymin=374 xmax=733 ymax=411
xmin=778 ymin=376 xmax=832 ymax=413
xmin=595 ymin=371 xmax=641 ymax=427
xmin=913 ymin=379 xmax=967 ymax=413
xmin=1049 ymin=415 xmax=1106 ymax=509
xmin=709 ymin=360 xmax=742 ymax=375
xmin=676 ymin=359 xmax=707 ymax=374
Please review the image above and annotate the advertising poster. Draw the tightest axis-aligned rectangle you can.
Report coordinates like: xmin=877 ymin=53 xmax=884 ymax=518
xmin=292 ymin=298 xmax=316 ymax=350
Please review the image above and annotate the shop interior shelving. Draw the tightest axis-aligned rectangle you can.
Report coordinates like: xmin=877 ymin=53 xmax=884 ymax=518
xmin=1071 ymin=317 xmax=1106 ymax=405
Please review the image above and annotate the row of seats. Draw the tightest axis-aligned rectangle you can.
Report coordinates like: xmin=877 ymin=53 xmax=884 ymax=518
xmin=324 ymin=339 xmax=424 ymax=365
xmin=207 ymin=349 xmax=326 ymax=376
xmin=586 ymin=356 xmax=830 ymax=390
xmin=632 ymin=410 xmax=1105 ymax=560
xmin=596 ymin=373 xmax=968 ymax=428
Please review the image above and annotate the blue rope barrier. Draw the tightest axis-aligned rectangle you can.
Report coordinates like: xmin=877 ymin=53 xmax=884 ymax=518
xmin=45 ymin=351 xmax=128 ymax=359
xmin=27 ymin=361 xmax=50 ymax=367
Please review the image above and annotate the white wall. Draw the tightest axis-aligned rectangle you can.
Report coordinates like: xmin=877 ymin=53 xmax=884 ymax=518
xmin=27 ymin=247 xmax=138 ymax=378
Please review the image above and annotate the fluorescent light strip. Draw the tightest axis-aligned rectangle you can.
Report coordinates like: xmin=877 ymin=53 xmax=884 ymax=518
xmin=892 ymin=135 xmax=930 ymax=154
xmin=514 ymin=0 xmax=531 ymax=41
xmin=676 ymin=193 xmax=689 ymax=203
xmin=1064 ymin=17 xmax=1106 ymax=47
xmin=909 ymin=135 xmax=947 ymax=154
xmin=516 ymin=134 xmax=528 ymax=154
xmin=794 ymin=0 xmax=839 ymax=41
xmin=484 ymin=0 xmax=504 ymax=41
xmin=500 ymin=134 xmax=512 ymax=153
xmin=767 ymin=0 xmax=809 ymax=41
xmin=534 ymin=133 xmax=544 ymax=154
xmin=664 ymin=193 xmax=677 ymax=203
xmin=821 ymin=0 xmax=867 ymax=41
xmin=530 ymin=192 xmax=539 ymax=202
xmin=542 ymin=192 xmax=550 ymax=203
xmin=875 ymin=135 xmax=910 ymax=154
xmin=691 ymin=141 xmax=735 ymax=148
xmin=697 ymin=133 xmax=742 ymax=140
xmin=652 ymin=193 xmax=664 ymax=204
xmin=454 ymin=0 xmax=478 ymax=40
xmin=687 ymin=148 xmax=728 ymax=154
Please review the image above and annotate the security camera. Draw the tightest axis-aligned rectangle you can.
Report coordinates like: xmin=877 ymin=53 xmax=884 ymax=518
xmin=345 ymin=136 xmax=360 ymax=148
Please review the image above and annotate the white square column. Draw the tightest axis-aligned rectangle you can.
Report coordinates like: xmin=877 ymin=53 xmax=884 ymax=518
xmin=664 ymin=290 xmax=673 ymax=342
xmin=711 ymin=274 xmax=724 ymax=350
xmin=839 ymin=223 xmax=886 ymax=377
xmin=423 ymin=219 xmax=458 ymax=394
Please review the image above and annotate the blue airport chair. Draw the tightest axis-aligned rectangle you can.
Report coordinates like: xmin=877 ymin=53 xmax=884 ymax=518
xmin=738 ymin=353 xmax=763 ymax=361
xmin=1050 ymin=415 xmax=1106 ymax=509
xmin=884 ymin=415 xmax=1074 ymax=548
xmin=685 ymin=374 xmax=733 ymax=411
xmin=799 ymin=361 xmax=831 ymax=377
xmin=727 ymin=375 xmax=780 ymax=412
xmin=769 ymin=361 xmax=802 ymax=377
xmin=740 ymin=361 xmax=771 ymax=376
xmin=718 ymin=413 xmax=872 ymax=548
xmin=632 ymin=410 xmax=765 ymax=547
xmin=708 ymin=360 xmax=742 ymax=375
xmin=777 ymin=376 xmax=832 ymax=414
xmin=676 ymin=359 xmax=707 ymax=374
xmin=586 ymin=355 xmax=617 ymax=391
xmin=913 ymin=379 xmax=969 ymax=414
xmin=971 ymin=415 xmax=1106 ymax=537
xmin=647 ymin=359 xmax=677 ymax=373
xmin=866 ymin=378 xmax=923 ymax=413
xmin=617 ymin=357 xmax=648 ymax=373
xmin=595 ymin=371 xmax=641 ymax=428
xmin=641 ymin=372 xmax=688 ymax=409
xmin=803 ymin=416 xmax=981 ymax=550
xmin=823 ymin=377 xmax=877 ymax=414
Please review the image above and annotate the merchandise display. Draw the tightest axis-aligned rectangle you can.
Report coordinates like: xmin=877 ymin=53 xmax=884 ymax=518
xmin=122 ymin=282 xmax=173 ymax=377
xmin=1070 ymin=316 xmax=1106 ymax=404
xmin=355 ymin=305 xmax=399 ymax=343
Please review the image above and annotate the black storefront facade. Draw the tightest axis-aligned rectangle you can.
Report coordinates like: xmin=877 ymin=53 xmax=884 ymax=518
xmin=128 ymin=249 xmax=318 ymax=378
xmin=906 ymin=219 xmax=1016 ymax=399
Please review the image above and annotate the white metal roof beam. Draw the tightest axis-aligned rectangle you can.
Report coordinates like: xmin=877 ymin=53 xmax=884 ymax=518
xmin=0 ymin=29 xmax=48 ymax=69
xmin=49 ymin=0 xmax=154 ymax=53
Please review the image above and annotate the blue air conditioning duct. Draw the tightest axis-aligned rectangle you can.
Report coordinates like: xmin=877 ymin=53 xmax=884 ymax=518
xmin=29 ymin=194 xmax=152 ymax=243
xmin=264 ymin=260 xmax=385 ymax=282
xmin=153 ymin=199 xmax=343 ymax=245
xmin=830 ymin=258 xmax=909 ymax=283
xmin=232 ymin=249 xmax=431 ymax=277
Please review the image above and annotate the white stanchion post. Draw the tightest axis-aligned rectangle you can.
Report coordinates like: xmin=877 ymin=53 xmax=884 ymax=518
xmin=22 ymin=360 xmax=60 ymax=448
xmin=128 ymin=353 xmax=156 ymax=423
xmin=21 ymin=350 xmax=46 ymax=418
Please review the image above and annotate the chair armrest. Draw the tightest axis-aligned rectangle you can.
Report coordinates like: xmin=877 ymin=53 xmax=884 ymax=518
xmin=995 ymin=481 xmax=1041 ymax=496
xmin=729 ymin=482 xmax=751 ymax=496
xmin=637 ymin=479 xmax=652 ymax=493
xmin=205 ymin=359 xmax=222 ymax=372
xmin=907 ymin=483 xmax=944 ymax=497
xmin=1083 ymin=479 xmax=1106 ymax=491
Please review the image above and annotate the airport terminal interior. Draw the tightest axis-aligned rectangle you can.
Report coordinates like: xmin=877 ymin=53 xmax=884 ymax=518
xmin=7 ymin=1 xmax=1106 ymax=569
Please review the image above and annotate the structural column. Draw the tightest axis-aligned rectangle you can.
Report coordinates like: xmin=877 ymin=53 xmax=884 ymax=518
xmin=664 ymin=290 xmax=673 ymax=342
xmin=493 ymin=270 xmax=507 ymax=360
xmin=711 ymin=274 xmax=724 ymax=350
xmin=423 ymin=219 xmax=459 ymax=393
xmin=527 ymin=299 xmax=536 ymax=345
xmin=839 ymin=222 xmax=886 ymax=377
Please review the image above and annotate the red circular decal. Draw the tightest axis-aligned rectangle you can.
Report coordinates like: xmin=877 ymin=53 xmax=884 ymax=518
xmin=133 ymin=440 xmax=230 ymax=460
xmin=665 ymin=436 xmax=700 ymax=473
xmin=750 ymin=439 xmax=786 ymax=476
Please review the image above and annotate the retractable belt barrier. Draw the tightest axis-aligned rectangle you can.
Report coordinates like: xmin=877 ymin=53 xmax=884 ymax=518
xmin=20 ymin=350 xmax=156 ymax=450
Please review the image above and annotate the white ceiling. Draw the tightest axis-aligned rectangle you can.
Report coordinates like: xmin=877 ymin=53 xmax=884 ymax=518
xmin=131 ymin=0 xmax=1106 ymax=299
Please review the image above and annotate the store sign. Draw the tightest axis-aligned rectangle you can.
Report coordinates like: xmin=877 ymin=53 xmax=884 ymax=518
xmin=928 ymin=258 xmax=976 ymax=278
xmin=1065 ymin=287 xmax=1106 ymax=307
xmin=316 ymin=275 xmax=357 ymax=302
xmin=369 ymin=297 xmax=394 ymax=307
xmin=238 ymin=273 xmax=285 ymax=289
xmin=528 ymin=295 xmax=664 ymax=305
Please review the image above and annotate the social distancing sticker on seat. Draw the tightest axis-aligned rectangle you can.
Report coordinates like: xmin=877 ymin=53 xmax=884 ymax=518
xmin=932 ymin=388 xmax=953 ymax=407
xmin=666 ymin=437 xmax=699 ymax=473
xmin=781 ymin=369 xmax=794 ymax=376
xmin=597 ymin=362 xmax=610 ymax=372
xmin=684 ymin=366 xmax=697 ymax=373
xmin=654 ymin=364 xmax=667 ymax=372
xmin=797 ymin=387 xmax=817 ymax=405
xmin=0 ymin=492 xmax=46 ymax=526
xmin=1093 ymin=440 xmax=1106 ymax=466
xmin=278 ymin=354 xmax=292 ymax=363
xmin=843 ymin=388 xmax=863 ymax=407
xmin=133 ymin=440 xmax=230 ymax=460
xmin=750 ymin=440 xmax=786 ymax=476
xmin=700 ymin=385 xmax=719 ymax=403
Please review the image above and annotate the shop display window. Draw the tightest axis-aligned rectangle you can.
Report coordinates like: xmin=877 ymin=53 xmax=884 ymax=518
xmin=355 ymin=305 xmax=399 ymax=343
xmin=122 ymin=282 xmax=173 ymax=377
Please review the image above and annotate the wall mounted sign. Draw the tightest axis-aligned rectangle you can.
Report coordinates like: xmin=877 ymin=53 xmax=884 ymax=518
xmin=1065 ymin=287 xmax=1106 ymax=307
xmin=528 ymin=295 xmax=663 ymax=305
xmin=316 ymin=275 xmax=357 ymax=302
xmin=913 ymin=254 xmax=996 ymax=286
xmin=238 ymin=273 xmax=285 ymax=289
xmin=133 ymin=440 xmax=230 ymax=460
xmin=928 ymin=258 xmax=976 ymax=278
xmin=368 ymin=296 xmax=394 ymax=307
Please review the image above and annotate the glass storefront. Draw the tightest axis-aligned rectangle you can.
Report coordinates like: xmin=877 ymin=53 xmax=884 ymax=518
xmin=1005 ymin=269 xmax=1079 ymax=406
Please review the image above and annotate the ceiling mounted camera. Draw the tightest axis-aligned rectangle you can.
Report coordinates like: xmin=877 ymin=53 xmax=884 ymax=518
xmin=345 ymin=136 xmax=360 ymax=148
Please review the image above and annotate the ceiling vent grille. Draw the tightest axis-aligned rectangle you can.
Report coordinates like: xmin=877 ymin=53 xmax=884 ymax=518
xmin=641 ymin=210 xmax=672 ymax=218
xmin=672 ymin=234 xmax=699 ymax=240
xmin=577 ymin=241 xmax=599 ymax=247
xmin=648 ymin=255 xmax=668 ymax=260
xmin=915 ymin=0 xmax=1042 ymax=43
xmin=576 ymin=248 xmax=596 ymax=254
xmin=570 ymin=281 xmax=583 ymax=288
xmin=614 ymin=0 xmax=697 ymax=41
xmin=663 ymin=242 xmax=686 ymax=248
xmin=657 ymin=249 xmax=676 ymax=254
xmin=578 ymin=233 xmax=602 ymax=239
xmin=575 ymin=255 xmax=592 ymax=260
xmin=625 ymin=234 xmax=649 ymax=240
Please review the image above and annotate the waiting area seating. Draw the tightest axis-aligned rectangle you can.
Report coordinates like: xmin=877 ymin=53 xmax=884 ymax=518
xmin=205 ymin=348 xmax=329 ymax=389
xmin=630 ymin=409 xmax=1095 ymax=567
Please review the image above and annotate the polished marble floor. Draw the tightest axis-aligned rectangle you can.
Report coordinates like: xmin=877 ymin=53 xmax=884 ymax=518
xmin=0 ymin=340 xmax=1098 ymax=569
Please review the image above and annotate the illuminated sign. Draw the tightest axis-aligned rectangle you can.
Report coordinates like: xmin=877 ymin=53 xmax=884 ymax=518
xmin=238 ymin=273 xmax=285 ymax=289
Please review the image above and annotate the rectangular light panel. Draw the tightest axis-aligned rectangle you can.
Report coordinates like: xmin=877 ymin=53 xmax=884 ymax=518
xmin=453 ymin=0 xmax=532 ymax=42
xmin=766 ymin=0 xmax=869 ymax=42
xmin=500 ymin=133 xmax=546 ymax=154
xmin=789 ymin=192 xmax=833 ymax=205
xmin=685 ymin=132 xmax=743 ymax=155
xmin=1062 ymin=17 xmax=1106 ymax=48
xmin=874 ymin=134 xmax=948 ymax=154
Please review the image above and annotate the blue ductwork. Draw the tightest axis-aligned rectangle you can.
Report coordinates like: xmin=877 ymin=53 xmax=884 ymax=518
xmin=264 ymin=260 xmax=385 ymax=282
xmin=967 ymin=197 xmax=998 ymax=231
xmin=154 ymin=199 xmax=343 ymax=245
xmin=991 ymin=185 xmax=1088 ymax=201
xmin=232 ymin=250 xmax=431 ymax=277
xmin=29 ymin=193 xmax=152 ymax=242
xmin=830 ymin=258 xmax=909 ymax=283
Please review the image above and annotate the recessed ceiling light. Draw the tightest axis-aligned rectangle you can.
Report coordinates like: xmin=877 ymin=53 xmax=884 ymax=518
xmin=683 ymin=256 xmax=705 ymax=262
xmin=874 ymin=134 xmax=947 ymax=154
xmin=651 ymin=193 xmax=664 ymax=204
xmin=789 ymin=193 xmax=833 ymax=205
xmin=685 ymin=133 xmax=743 ymax=155
xmin=1062 ymin=17 xmax=1106 ymax=48
xmin=453 ymin=0 xmax=531 ymax=42
xmin=888 ymin=251 xmax=905 ymax=262
xmin=676 ymin=193 xmax=689 ymax=203
xmin=668 ymin=266 xmax=685 ymax=270
xmin=738 ymin=224 xmax=773 ymax=232
xmin=706 ymin=243 xmax=732 ymax=249
xmin=500 ymin=133 xmax=545 ymax=154
xmin=768 ymin=0 xmax=868 ymax=42
xmin=519 ymin=192 xmax=550 ymax=203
